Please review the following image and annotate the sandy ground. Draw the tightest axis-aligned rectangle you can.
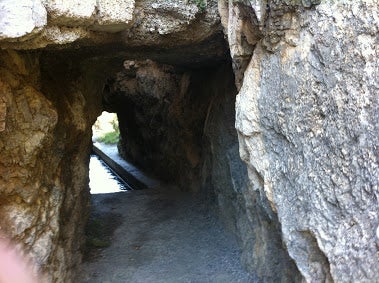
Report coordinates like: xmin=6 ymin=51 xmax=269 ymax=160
xmin=79 ymin=187 xmax=256 ymax=283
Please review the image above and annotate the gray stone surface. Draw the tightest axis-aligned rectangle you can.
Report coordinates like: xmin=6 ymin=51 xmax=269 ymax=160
xmin=218 ymin=0 xmax=262 ymax=89
xmin=202 ymin=64 xmax=300 ymax=281
xmin=0 ymin=0 xmax=220 ymax=49
xmin=0 ymin=0 xmax=135 ymax=46
xmin=0 ymin=0 xmax=47 ymax=40
xmin=234 ymin=0 xmax=379 ymax=281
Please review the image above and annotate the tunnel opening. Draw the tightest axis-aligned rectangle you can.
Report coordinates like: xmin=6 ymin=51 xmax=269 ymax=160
xmin=92 ymin=112 xmax=120 ymax=147
xmin=101 ymin=59 xmax=240 ymax=193
xmin=90 ymin=111 xmax=128 ymax=194
xmin=33 ymin=45 xmax=300 ymax=281
xmin=79 ymin=59 xmax=258 ymax=281
xmin=80 ymin=51 xmax=301 ymax=280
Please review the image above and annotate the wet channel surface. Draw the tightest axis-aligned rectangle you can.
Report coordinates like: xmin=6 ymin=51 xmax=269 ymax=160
xmin=89 ymin=154 xmax=130 ymax=194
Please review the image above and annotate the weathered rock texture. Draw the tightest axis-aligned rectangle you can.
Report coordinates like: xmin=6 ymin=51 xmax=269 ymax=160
xmin=226 ymin=0 xmax=379 ymax=281
xmin=0 ymin=0 xmax=378 ymax=282
xmin=0 ymin=50 xmax=59 ymax=278
xmin=218 ymin=0 xmax=262 ymax=89
xmin=200 ymin=63 xmax=300 ymax=281
xmin=0 ymin=0 xmax=220 ymax=50
xmin=0 ymin=50 xmax=103 ymax=282
xmin=105 ymin=60 xmax=213 ymax=190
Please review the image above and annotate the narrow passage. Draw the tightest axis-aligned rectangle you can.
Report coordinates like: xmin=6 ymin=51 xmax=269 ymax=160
xmin=79 ymin=144 xmax=254 ymax=283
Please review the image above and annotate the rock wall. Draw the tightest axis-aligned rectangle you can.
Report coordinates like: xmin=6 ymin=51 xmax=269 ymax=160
xmin=201 ymin=64 xmax=300 ymax=281
xmin=225 ymin=0 xmax=379 ymax=281
xmin=0 ymin=50 xmax=59 ymax=280
xmin=39 ymin=52 xmax=111 ymax=282
xmin=0 ymin=50 xmax=104 ymax=282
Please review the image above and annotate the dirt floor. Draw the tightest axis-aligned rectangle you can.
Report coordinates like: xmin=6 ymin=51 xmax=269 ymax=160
xmin=79 ymin=187 xmax=255 ymax=283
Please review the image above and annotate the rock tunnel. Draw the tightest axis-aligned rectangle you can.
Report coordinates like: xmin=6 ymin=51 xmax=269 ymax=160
xmin=1 ymin=0 xmax=378 ymax=282
xmin=0 ymin=19 xmax=298 ymax=283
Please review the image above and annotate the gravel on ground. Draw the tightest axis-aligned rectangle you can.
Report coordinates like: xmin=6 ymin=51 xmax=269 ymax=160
xmin=79 ymin=187 xmax=255 ymax=283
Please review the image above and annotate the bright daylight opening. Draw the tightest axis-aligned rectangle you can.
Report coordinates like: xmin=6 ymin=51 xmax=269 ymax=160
xmin=89 ymin=111 xmax=127 ymax=194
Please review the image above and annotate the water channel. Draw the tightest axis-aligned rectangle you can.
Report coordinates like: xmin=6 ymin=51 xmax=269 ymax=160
xmin=89 ymin=154 xmax=130 ymax=194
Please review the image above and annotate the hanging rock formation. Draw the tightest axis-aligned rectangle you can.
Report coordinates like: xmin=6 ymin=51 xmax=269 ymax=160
xmin=0 ymin=0 xmax=378 ymax=282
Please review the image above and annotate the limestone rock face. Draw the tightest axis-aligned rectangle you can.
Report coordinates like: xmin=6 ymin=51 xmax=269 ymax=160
xmin=0 ymin=49 xmax=108 ymax=282
xmin=201 ymin=63 xmax=300 ymax=281
xmin=0 ymin=0 xmax=47 ymax=39
xmin=0 ymin=0 xmax=134 ymax=44
xmin=44 ymin=0 xmax=135 ymax=31
xmin=218 ymin=0 xmax=262 ymax=89
xmin=0 ymin=0 xmax=220 ymax=49
xmin=0 ymin=52 xmax=58 ymax=274
xmin=120 ymin=0 xmax=220 ymax=47
xmin=232 ymin=0 xmax=379 ymax=281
